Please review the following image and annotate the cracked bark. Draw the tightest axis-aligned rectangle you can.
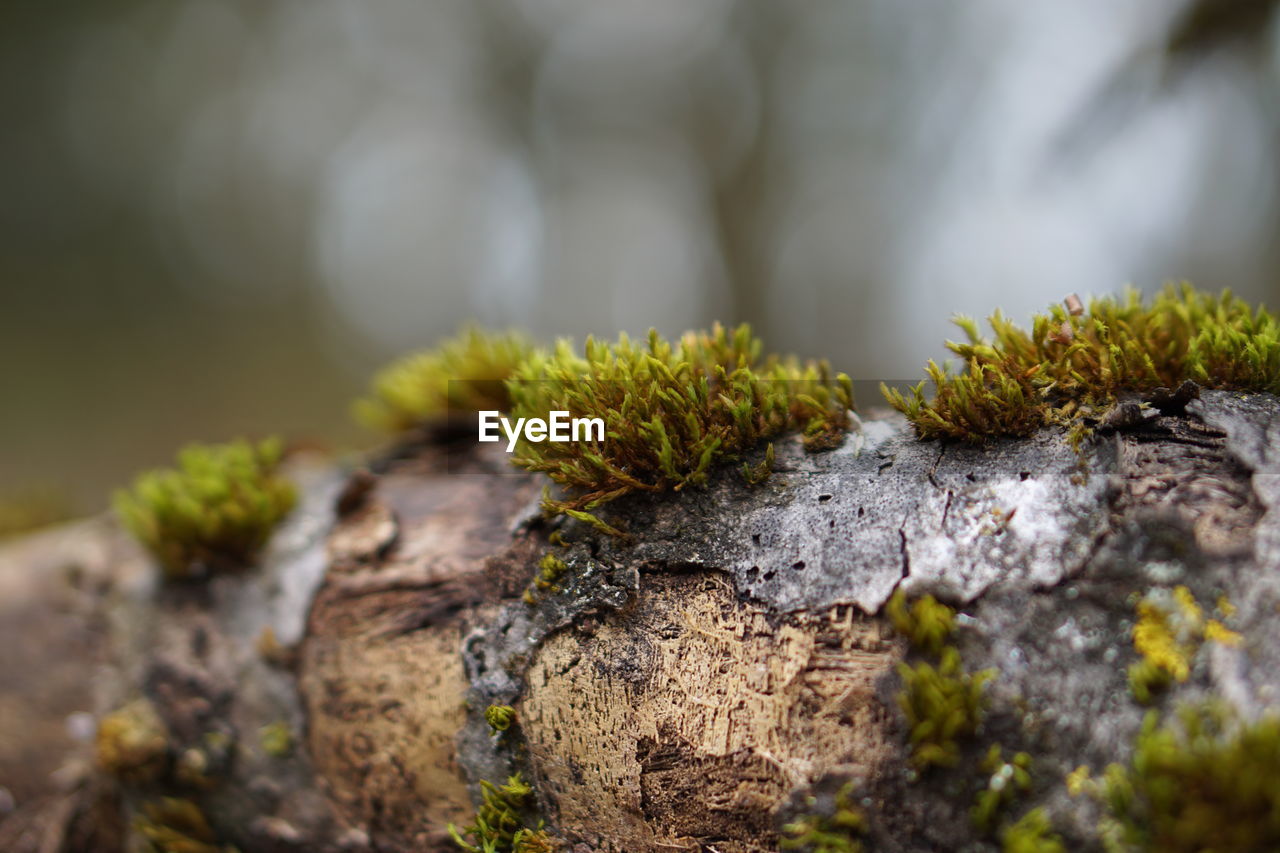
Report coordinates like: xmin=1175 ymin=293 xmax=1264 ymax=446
xmin=2 ymin=392 xmax=1279 ymax=852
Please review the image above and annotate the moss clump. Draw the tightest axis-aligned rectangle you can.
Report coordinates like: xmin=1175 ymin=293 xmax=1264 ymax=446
xmin=1001 ymin=808 xmax=1065 ymax=853
xmin=95 ymin=699 xmax=170 ymax=782
xmin=897 ymin=646 xmax=995 ymax=770
xmin=884 ymin=285 xmax=1280 ymax=442
xmin=133 ymin=797 xmax=230 ymax=853
xmin=355 ymin=328 xmax=536 ymax=433
xmin=886 ymin=588 xmax=955 ymax=657
xmin=1099 ymin=703 xmax=1280 ymax=852
xmin=113 ymin=438 xmax=296 ymax=579
xmin=448 ymin=773 xmax=557 ymax=853
xmin=780 ymin=782 xmax=866 ymax=853
xmin=485 ymin=704 xmax=516 ymax=735
xmin=507 ymin=324 xmax=852 ymax=520
xmin=1127 ymin=586 xmax=1240 ymax=704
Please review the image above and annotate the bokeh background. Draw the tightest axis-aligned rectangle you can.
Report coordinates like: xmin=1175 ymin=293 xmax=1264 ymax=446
xmin=3 ymin=0 xmax=1279 ymax=516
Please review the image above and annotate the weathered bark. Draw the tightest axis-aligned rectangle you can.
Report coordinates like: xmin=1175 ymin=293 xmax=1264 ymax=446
xmin=2 ymin=392 xmax=1279 ymax=851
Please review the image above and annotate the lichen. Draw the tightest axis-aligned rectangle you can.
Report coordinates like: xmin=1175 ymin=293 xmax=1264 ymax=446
xmin=113 ymin=438 xmax=296 ymax=579
xmin=95 ymin=699 xmax=170 ymax=783
xmin=258 ymin=721 xmax=293 ymax=758
xmin=355 ymin=327 xmax=536 ymax=433
xmin=884 ymin=285 xmax=1280 ymax=442
xmin=506 ymin=324 xmax=853 ymax=523
xmin=1001 ymin=808 xmax=1065 ymax=853
xmin=780 ymin=782 xmax=866 ymax=853
xmin=1097 ymin=703 xmax=1280 ymax=852
xmin=448 ymin=773 xmax=558 ymax=853
xmin=1127 ymin=586 xmax=1239 ymax=704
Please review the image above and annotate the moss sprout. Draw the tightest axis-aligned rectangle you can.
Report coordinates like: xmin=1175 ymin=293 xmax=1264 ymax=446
xmin=884 ymin=285 xmax=1280 ymax=442
xmin=972 ymin=744 xmax=1033 ymax=833
xmin=1127 ymin=586 xmax=1240 ymax=704
xmin=95 ymin=699 xmax=170 ymax=782
xmin=885 ymin=588 xmax=956 ymax=657
xmin=448 ymin=773 xmax=557 ymax=853
xmin=485 ymin=704 xmax=516 ymax=735
xmin=506 ymin=324 xmax=853 ymax=522
xmin=897 ymin=646 xmax=995 ymax=770
xmin=1001 ymin=808 xmax=1065 ymax=853
xmin=113 ymin=438 xmax=296 ymax=579
xmin=133 ymin=797 xmax=229 ymax=853
xmin=1098 ymin=703 xmax=1280 ymax=852
xmin=780 ymin=782 xmax=866 ymax=853
xmin=258 ymin=721 xmax=293 ymax=758
xmin=355 ymin=328 xmax=536 ymax=433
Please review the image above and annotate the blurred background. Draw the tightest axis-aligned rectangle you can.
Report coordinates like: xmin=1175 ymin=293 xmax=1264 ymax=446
xmin=2 ymin=0 xmax=1279 ymax=517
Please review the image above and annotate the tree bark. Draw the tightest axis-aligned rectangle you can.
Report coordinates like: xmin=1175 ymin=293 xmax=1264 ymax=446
xmin=2 ymin=391 xmax=1278 ymax=852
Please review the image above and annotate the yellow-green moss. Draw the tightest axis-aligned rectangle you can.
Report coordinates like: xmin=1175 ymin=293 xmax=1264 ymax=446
xmin=258 ymin=720 xmax=293 ymax=758
xmin=1098 ymin=703 xmax=1280 ymax=852
xmin=133 ymin=797 xmax=231 ymax=853
xmin=95 ymin=699 xmax=170 ymax=783
xmin=780 ymin=782 xmax=866 ymax=853
xmin=1001 ymin=808 xmax=1065 ymax=853
xmin=886 ymin=588 xmax=956 ymax=657
xmin=355 ymin=328 xmax=536 ymax=433
xmin=1127 ymin=586 xmax=1240 ymax=704
xmin=972 ymin=745 xmax=1032 ymax=833
xmin=507 ymin=324 xmax=852 ymax=521
xmin=897 ymin=646 xmax=995 ymax=770
xmin=113 ymin=438 xmax=296 ymax=579
xmin=485 ymin=704 xmax=516 ymax=735
xmin=884 ymin=285 xmax=1280 ymax=442
xmin=448 ymin=773 xmax=556 ymax=853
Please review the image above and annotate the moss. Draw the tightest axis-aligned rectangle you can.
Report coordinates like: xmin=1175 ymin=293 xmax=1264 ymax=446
xmin=971 ymin=744 xmax=1032 ymax=833
xmin=884 ymin=285 xmax=1280 ymax=442
xmin=1127 ymin=586 xmax=1240 ymax=704
xmin=1098 ymin=703 xmax=1280 ymax=852
xmin=258 ymin=721 xmax=293 ymax=758
xmin=113 ymin=438 xmax=296 ymax=580
xmin=485 ymin=704 xmax=516 ymax=735
xmin=741 ymin=441 xmax=775 ymax=486
xmin=885 ymin=588 xmax=955 ymax=657
xmin=897 ymin=646 xmax=995 ymax=770
xmin=95 ymin=699 xmax=170 ymax=783
xmin=448 ymin=773 xmax=557 ymax=853
xmin=506 ymin=324 xmax=853 ymax=523
xmin=1001 ymin=808 xmax=1065 ymax=853
xmin=355 ymin=327 xmax=536 ymax=433
xmin=780 ymin=782 xmax=866 ymax=853
xmin=133 ymin=797 xmax=230 ymax=853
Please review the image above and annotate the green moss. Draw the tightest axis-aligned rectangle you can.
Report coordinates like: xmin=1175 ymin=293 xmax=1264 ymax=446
xmin=885 ymin=588 xmax=956 ymax=657
xmin=1001 ymin=808 xmax=1065 ymax=853
xmin=448 ymin=773 xmax=556 ymax=853
xmin=355 ymin=327 xmax=536 ymax=433
xmin=780 ymin=782 xmax=866 ymax=853
xmin=133 ymin=797 xmax=231 ymax=853
xmin=258 ymin=721 xmax=293 ymax=758
xmin=884 ymin=285 xmax=1280 ymax=442
xmin=507 ymin=324 xmax=852 ymax=522
xmin=113 ymin=438 xmax=296 ymax=579
xmin=1098 ymin=703 xmax=1280 ymax=852
xmin=972 ymin=744 xmax=1032 ymax=833
xmin=897 ymin=646 xmax=995 ymax=770
xmin=95 ymin=699 xmax=170 ymax=782
xmin=485 ymin=704 xmax=516 ymax=735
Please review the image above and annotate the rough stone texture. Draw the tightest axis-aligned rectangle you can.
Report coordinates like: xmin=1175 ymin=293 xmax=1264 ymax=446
xmin=3 ymin=392 xmax=1280 ymax=852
